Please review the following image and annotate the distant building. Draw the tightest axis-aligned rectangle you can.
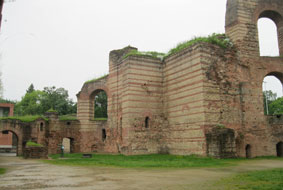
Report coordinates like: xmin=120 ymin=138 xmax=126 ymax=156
xmin=0 ymin=103 xmax=16 ymax=153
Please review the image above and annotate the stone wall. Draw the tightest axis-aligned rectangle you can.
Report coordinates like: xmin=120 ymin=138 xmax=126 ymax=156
xmin=23 ymin=147 xmax=48 ymax=159
xmin=206 ymin=127 xmax=236 ymax=158
xmin=1 ymin=0 xmax=283 ymax=158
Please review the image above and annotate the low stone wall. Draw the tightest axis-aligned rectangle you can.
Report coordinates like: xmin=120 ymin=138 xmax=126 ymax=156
xmin=23 ymin=147 xmax=48 ymax=159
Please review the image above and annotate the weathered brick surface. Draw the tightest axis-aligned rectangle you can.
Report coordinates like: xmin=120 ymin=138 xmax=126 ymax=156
xmin=1 ymin=0 xmax=283 ymax=158
xmin=23 ymin=147 xmax=48 ymax=159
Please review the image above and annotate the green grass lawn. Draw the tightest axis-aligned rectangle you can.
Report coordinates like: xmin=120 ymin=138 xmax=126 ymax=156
xmin=45 ymin=153 xmax=243 ymax=168
xmin=213 ymin=169 xmax=283 ymax=190
xmin=0 ymin=168 xmax=6 ymax=175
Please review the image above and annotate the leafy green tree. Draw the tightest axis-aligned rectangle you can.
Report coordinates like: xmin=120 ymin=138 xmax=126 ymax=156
xmin=14 ymin=90 xmax=45 ymax=115
xmin=263 ymin=90 xmax=277 ymax=115
xmin=15 ymin=85 xmax=76 ymax=116
xmin=41 ymin=86 xmax=76 ymax=115
xmin=26 ymin=84 xmax=35 ymax=93
xmin=94 ymin=91 xmax=107 ymax=118
xmin=269 ymin=97 xmax=283 ymax=115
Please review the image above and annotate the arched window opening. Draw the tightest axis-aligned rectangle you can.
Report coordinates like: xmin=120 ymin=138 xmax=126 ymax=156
xmin=258 ymin=18 xmax=279 ymax=56
xmin=262 ymin=74 xmax=283 ymax=115
xmin=245 ymin=144 xmax=252 ymax=158
xmin=145 ymin=117 xmax=150 ymax=128
xmin=102 ymin=129 xmax=106 ymax=141
xmin=62 ymin=138 xmax=74 ymax=154
xmin=0 ymin=130 xmax=18 ymax=156
xmin=92 ymin=90 xmax=108 ymax=120
xmin=276 ymin=142 xmax=283 ymax=157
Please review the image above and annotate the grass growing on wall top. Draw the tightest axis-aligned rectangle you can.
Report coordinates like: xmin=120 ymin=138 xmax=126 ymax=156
xmin=166 ymin=33 xmax=232 ymax=58
xmin=123 ymin=33 xmax=233 ymax=61
xmin=84 ymin=74 xmax=109 ymax=84
xmin=59 ymin=114 xmax=78 ymax=121
xmin=93 ymin=118 xmax=107 ymax=121
xmin=26 ymin=141 xmax=43 ymax=147
xmin=0 ymin=115 xmax=48 ymax=122
xmin=123 ymin=50 xmax=166 ymax=60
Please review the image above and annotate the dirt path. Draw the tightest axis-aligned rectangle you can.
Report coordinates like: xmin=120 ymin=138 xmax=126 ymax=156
xmin=1 ymin=156 xmax=283 ymax=190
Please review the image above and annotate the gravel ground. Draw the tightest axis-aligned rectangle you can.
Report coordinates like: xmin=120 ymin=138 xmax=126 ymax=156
xmin=1 ymin=156 xmax=283 ymax=190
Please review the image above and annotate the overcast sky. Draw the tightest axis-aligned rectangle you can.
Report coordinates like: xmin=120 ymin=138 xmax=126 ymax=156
xmin=0 ymin=0 xmax=282 ymax=101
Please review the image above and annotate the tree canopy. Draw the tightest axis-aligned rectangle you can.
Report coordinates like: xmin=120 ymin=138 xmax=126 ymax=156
xmin=263 ymin=90 xmax=283 ymax=115
xmin=94 ymin=91 xmax=107 ymax=118
xmin=14 ymin=85 xmax=76 ymax=116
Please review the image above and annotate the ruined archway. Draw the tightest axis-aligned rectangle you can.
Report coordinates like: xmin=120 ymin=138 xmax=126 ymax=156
xmin=90 ymin=89 xmax=108 ymax=120
xmin=245 ymin=144 xmax=252 ymax=158
xmin=0 ymin=130 xmax=19 ymax=156
xmin=262 ymin=72 xmax=283 ymax=115
xmin=276 ymin=142 xmax=283 ymax=157
xmin=258 ymin=17 xmax=279 ymax=56
xmin=257 ymin=10 xmax=282 ymax=56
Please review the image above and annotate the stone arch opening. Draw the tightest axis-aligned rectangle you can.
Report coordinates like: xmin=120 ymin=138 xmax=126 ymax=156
xmin=90 ymin=89 xmax=108 ymax=120
xmin=62 ymin=137 xmax=74 ymax=153
xmin=258 ymin=10 xmax=283 ymax=56
xmin=0 ymin=130 xmax=18 ymax=156
xmin=258 ymin=18 xmax=279 ymax=56
xmin=262 ymin=72 xmax=283 ymax=115
xmin=245 ymin=144 xmax=252 ymax=158
xmin=276 ymin=142 xmax=283 ymax=157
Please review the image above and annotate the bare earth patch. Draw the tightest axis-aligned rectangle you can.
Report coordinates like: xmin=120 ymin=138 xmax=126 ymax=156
xmin=0 ymin=156 xmax=283 ymax=190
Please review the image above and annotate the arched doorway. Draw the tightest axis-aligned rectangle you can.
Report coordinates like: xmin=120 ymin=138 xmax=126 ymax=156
xmin=62 ymin=137 xmax=74 ymax=153
xmin=0 ymin=130 xmax=18 ymax=156
xmin=276 ymin=142 xmax=283 ymax=157
xmin=245 ymin=144 xmax=252 ymax=158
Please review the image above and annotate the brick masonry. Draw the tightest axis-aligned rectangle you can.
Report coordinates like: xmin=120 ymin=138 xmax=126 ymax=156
xmin=1 ymin=0 xmax=283 ymax=158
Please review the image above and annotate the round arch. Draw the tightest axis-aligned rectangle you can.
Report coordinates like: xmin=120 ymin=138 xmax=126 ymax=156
xmin=0 ymin=129 xmax=22 ymax=156
xmin=262 ymin=72 xmax=283 ymax=115
xmin=256 ymin=9 xmax=283 ymax=56
xmin=90 ymin=89 xmax=108 ymax=120
xmin=258 ymin=10 xmax=282 ymax=25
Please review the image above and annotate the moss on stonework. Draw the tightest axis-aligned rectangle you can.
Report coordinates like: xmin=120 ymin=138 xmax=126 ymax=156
xmin=84 ymin=74 xmax=109 ymax=84
xmin=165 ymin=33 xmax=233 ymax=58
xmin=0 ymin=115 xmax=48 ymax=123
xmin=123 ymin=50 xmax=166 ymax=60
xmin=93 ymin=118 xmax=108 ymax=121
xmin=26 ymin=141 xmax=43 ymax=147
xmin=46 ymin=108 xmax=58 ymax=113
xmin=59 ymin=114 xmax=78 ymax=121
xmin=216 ymin=124 xmax=226 ymax=129
xmin=123 ymin=33 xmax=233 ymax=61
